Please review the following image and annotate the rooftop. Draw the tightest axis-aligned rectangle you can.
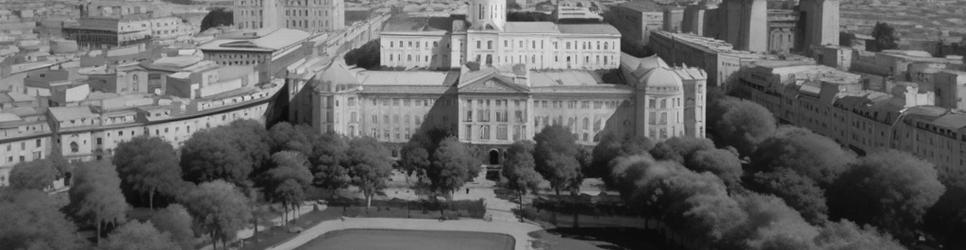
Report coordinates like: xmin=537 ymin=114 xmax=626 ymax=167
xmin=199 ymin=28 xmax=312 ymax=52
xmin=557 ymin=24 xmax=620 ymax=35
xmin=358 ymin=70 xmax=459 ymax=86
xmin=530 ymin=70 xmax=605 ymax=87
xmin=48 ymin=106 xmax=96 ymax=121
xmin=503 ymin=22 xmax=560 ymax=34
xmin=382 ymin=15 xmax=454 ymax=33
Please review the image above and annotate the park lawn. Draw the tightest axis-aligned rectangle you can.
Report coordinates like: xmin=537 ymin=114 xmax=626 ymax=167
xmin=238 ymin=207 xmax=343 ymax=250
xmin=294 ymin=229 xmax=514 ymax=250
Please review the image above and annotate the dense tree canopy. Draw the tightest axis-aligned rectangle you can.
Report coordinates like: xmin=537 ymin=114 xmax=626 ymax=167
xmin=68 ymin=161 xmax=129 ymax=243
xmin=589 ymin=132 xmax=653 ymax=178
xmin=748 ymin=168 xmax=828 ymax=224
xmin=829 ymin=150 xmax=945 ymax=240
xmin=345 ymin=137 xmax=394 ymax=207
xmin=113 ymin=136 xmax=184 ymax=209
xmin=533 ymin=125 xmax=582 ymax=195
xmin=343 ymin=39 xmax=380 ymax=69
xmin=399 ymin=128 xmax=451 ymax=177
xmin=182 ymin=180 xmax=252 ymax=248
xmin=200 ymin=8 xmax=232 ymax=32
xmin=268 ymin=122 xmax=315 ymax=156
xmin=309 ymin=133 xmax=350 ymax=191
xmin=709 ymin=97 xmax=776 ymax=156
xmin=264 ymin=151 xmax=312 ymax=219
xmin=8 ymin=159 xmax=59 ymax=191
xmin=0 ymin=189 xmax=87 ymax=250
xmin=749 ymin=126 xmax=854 ymax=187
xmin=180 ymin=130 xmax=252 ymax=185
xmin=685 ymin=148 xmax=743 ymax=190
xmin=869 ymin=22 xmax=899 ymax=52
xmin=427 ymin=137 xmax=482 ymax=198
xmin=503 ymin=141 xmax=544 ymax=202
xmin=223 ymin=120 xmax=272 ymax=173
xmin=650 ymin=136 xmax=715 ymax=163
xmin=99 ymin=221 xmax=181 ymax=250
xmin=814 ymin=220 xmax=905 ymax=250
xmin=150 ymin=204 xmax=194 ymax=250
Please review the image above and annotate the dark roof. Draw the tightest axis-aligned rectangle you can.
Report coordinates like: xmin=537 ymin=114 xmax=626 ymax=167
xmin=383 ymin=15 xmax=457 ymax=33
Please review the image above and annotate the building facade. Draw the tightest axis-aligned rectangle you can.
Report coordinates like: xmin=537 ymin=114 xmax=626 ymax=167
xmin=294 ymin=53 xmax=707 ymax=159
xmin=233 ymin=0 xmax=345 ymax=33
xmin=380 ymin=0 xmax=620 ymax=71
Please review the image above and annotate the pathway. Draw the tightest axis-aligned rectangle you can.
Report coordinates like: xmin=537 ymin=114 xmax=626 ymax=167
xmin=266 ymin=217 xmax=542 ymax=250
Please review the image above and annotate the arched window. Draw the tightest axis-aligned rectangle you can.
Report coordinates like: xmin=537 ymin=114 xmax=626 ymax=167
xmin=661 ymin=99 xmax=667 ymax=108
xmin=486 ymin=54 xmax=493 ymax=65
xmin=583 ymin=117 xmax=589 ymax=130
xmin=69 ymin=142 xmax=78 ymax=153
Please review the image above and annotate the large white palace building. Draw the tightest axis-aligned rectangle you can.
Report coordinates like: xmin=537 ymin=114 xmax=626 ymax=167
xmin=282 ymin=0 xmax=709 ymax=162
xmin=379 ymin=0 xmax=622 ymax=70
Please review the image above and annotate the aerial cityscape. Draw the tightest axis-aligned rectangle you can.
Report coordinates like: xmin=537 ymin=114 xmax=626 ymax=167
xmin=0 ymin=0 xmax=964 ymax=249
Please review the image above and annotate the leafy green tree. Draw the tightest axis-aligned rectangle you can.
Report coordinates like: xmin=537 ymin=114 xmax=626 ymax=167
xmin=264 ymin=151 xmax=312 ymax=224
xmin=68 ymin=161 xmax=129 ymax=244
xmin=223 ymin=120 xmax=271 ymax=173
xmin=345 ymin=137 xmax=394 ymax=207
xmin=427 ymin=137 xmax=482 ymax=198
xmin=829 ymin=150 xmax=945 ymax=240
xmin=724 ymin=194 xmax=819 ymax=250
xmin=200 ymin=8 xmax=232 ymax=31
xmin=502 ymin=141 xmax=544 ymax=215
xmin=182 ymin=180 xmax=252 ymax=250
xmin=748 ymin=168 xmax=828 ymax=224
xmin=150 ymin=204 xmax=194 ymax=250
xmin=651 ymin=136 xmax=716 ymax=163
xmin=533 ymin=124 xmax=581 ymax=196
xmin=8 ymin=159 xmax=59 ymax=190
xmin=815 ymin=220 xmax=905 ymax=250
xmin=686 ymin=148 xmax=743 ymax=190
xmin=99 ymin=221 xmax=181 ymax=250
xmin=399 ymin=128 xmax=451 ymax=179
xmin=309 ymin=133 xmax=351 ymax=197
xmin=113 ymin=136 xmax=184 ymax=209
xmin=180 ymin=130 xmax=252 ymax=185
xmin=0 ymin=189 xmax=87 ymax=250
xmin=749 ymin=126 xmax=854 ymax=187
xmin=869 ymin=22 xmax=899 ymax=52
xmin=709 ymin=98 xmax=776 ymax=156
xmin=589 ymin=132 xmax=653 ymax=178
xmin=268 ymin=122 xmax=315 ymax=156
xmin=343 ymin=39 xmax=380 ymax=69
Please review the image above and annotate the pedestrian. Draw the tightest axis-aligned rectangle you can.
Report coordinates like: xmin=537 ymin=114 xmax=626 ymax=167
xmin=466 ymin=188 xmax=470 ymax=194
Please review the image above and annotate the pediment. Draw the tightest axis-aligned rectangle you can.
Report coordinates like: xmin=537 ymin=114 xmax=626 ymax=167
xmin=459 ymin=76 xmax=528 ymax=93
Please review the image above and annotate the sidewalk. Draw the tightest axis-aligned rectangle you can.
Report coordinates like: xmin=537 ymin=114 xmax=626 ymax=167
xmin=266 ymin=217 xmax=542 ymax=250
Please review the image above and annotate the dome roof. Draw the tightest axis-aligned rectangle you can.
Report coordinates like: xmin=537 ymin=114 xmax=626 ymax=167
xmin=641 ymin=67 xmax=683 ymax=93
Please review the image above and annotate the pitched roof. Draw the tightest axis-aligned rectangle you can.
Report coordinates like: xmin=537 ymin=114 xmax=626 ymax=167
xmin=557 ymin=24 xmax=620 ymax=35
xmin=503 ymin=22 xmax=560 ymax=33
xmin=48 ymin=106 xmax=96 ymax=121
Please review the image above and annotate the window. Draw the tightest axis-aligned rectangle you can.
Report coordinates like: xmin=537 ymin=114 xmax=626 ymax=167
xmin=70 ymin=142 xmax=78 ymax=153
xmin=487 ymin=41 xmax=493 ymax=49
xmin=476 ymin=40 xmax=481 ymax=49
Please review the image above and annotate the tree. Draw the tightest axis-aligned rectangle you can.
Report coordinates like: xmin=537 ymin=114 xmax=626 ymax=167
xmin=651 ymin=136 xmax=716 ymax=163
xmin=345 ymin=137 xmax=394 ymax=207
xmin=309 ymin=133 xmax=351 ymax=197
xmin=99 ymin=221 xmax=181 ymax=250
xmin=399 ymin=128 xmax=452 ymax=179
xmin=0 ymin=189 xmax=87 ymax=250
xmin=343 ymin=39 xmax=381 ymax=69
xmin=223 ymin=120 xmax=271 ymax=173
xmin=150 ymin=204 xmax=194 ymax=250
xmin=200 ymin=8 xmax=232 ymax=31
xmin=869 ymin=22 xmax=898 ymax=52
xmin=725 ymin=194 xmax=819 ymax=250
xmin=533 ymin=125 xmax=581 ymax=196
xmin=685 ymin=148 xmax=743 ymax=190
xmin=815 ymin=220 xmax=905 ymax=250
xmin=589 ymin=132 xmax=653 ymax=178
xmin=502 ymin=141 xmax=544 ymax=215
xmin=748 ymin=168 xmax=828 ymax=224
xmin=68 ymin=161 xmax=129 ymax=244
xmin=749 ymin=126 xmax=854 ymax=187
xmin=709 ymin=98 xmax=776 ymax=156
xmin=8 ymin=159 xmax=59 ymax=190
xmin=506 ymin=0 xmax=521 ymax=10
xmin=268 ymin=122 xmax=315 ymax=156
xmin=113 ymin=136 xmax=184 ymax=209
xmin=182 ymin=180 xmax=252 ymax=250
xmin=180 ymin=129 xmax=252 ymax=185
xmin=264 ymin=151 xmax=312 ymax=224
xmin=829 ymin=150 xmax=945 ymax=240
xmin=427 ymin=137 xmax=482 ymax=198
